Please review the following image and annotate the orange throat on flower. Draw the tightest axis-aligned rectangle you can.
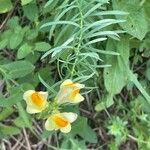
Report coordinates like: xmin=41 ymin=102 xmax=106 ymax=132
xmin=53 ymin=116 xmax=69 ymax=128
xmin=70 ymin=89 xmax=80 ymax=100
xmin=31 ymin=92 xmax=45 ymax=108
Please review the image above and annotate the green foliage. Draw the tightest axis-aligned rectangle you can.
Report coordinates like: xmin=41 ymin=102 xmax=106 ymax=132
xmin=0 ymin=0 xmax=150 ymax=149
xmin=104 ymin=37 xmax=129 ymax=95
xmin=21 ymin=0 xmax=34 ymax=6
xmin=108 ymin=117 xmax=128 ymax=145
xmin=0 ymin=61 xmax=34 ymax=79
xmin=71 ymin=117 xmax=97 ymax=143
xmin=112 ymin=0 xmax=148 ymax=40
xmin=0 ymin=0 xmax=12 ymax=14
xmin=23 ymin=2 xmax=38 ymax=21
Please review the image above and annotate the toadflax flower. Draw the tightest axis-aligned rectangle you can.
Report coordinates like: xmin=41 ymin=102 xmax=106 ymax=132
xmin=45 ymin=112 xmax=77 ymax=133
xmin=23 ymin=90 xmax=48 ymax=114
xmin=55 ymin=79 xmax=85 ymax=104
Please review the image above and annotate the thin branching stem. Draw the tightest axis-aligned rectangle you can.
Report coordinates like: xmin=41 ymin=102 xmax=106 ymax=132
xmin=71 ymin=0 xmax=84 ymax=78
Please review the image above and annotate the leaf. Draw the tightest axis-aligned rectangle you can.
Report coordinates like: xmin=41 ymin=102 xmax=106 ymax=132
xmin=0 ymin=39 xmax=8 ymax=49
xmin=112 ymin=0 xmax=148 ymax=40
xmin=71 ymin=117 xmax=97 ymax=143
xmin=95 ymin=94 xmax=114 ymax=112
xmin=9 ymin=26 xmax=24 ymax=49
xmin=0 ymin=60 xmax=34 ymax=79
xmin=21 ymin=0 xmax=33 ymax=6
xmin=79 ymin=52 xmax=103 ymax=61
xmin=128 ymin=70 xmax=150 ymax=104
xmin=61 ymin=138 xmax=86 ymax=150
xmin=23 ymin=2 xmax=38 ymax=21
xmin=0 ymin=124 xmax=20 ymax=137
xmin=17 ymin=102 xmax=32 ymax=130
xmin=104 ymin=38 xmax=129 ymax=95
xmin=17 ymin=43 xmax=33 ymax=59
xmin=34 ymin=42 xmax=51 ymax=52
xmin=0 ymin=0 xmax=13 ymax=14
xmin=0 ymin=92 xmax=22 ymax=107
xmin=7 ymin=16 xmax=19 ymax=29
xmin=0 ymin=107 xmax=14 ymax=121
xmin=14 ymin=116 xmax=30 ymax=128
xmin=41 ymin=21 xmax=80 ymax=29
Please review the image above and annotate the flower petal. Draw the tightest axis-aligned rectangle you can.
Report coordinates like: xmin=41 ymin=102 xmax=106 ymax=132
xmin=62 ymin=112 xmax=77 ymax=123
xmin=45 ymin=117 xmax=57 ymax=131
xmin=26 ymin=106 xmax=42 ymax=114
xmin=38 ymin=91 xmax=48 ymax=101
xmin=60 ymin=123 xmax=71 ymax=133
xmin=71 ymin=93 xmax=84 ymax=103
xmin=23 ymin=90 xmax=35 ymax=103
xmin=61 ymin=79 xmax=73 ymax=87
xmin=23 ymin=90 xmax=48 ymax=114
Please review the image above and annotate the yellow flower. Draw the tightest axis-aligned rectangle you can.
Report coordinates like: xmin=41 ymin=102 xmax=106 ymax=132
xmin=55 ymin=79 xmax=85 ymax=104
xmin=45 ymin=112 xmax=77 ymax=133
xmin=23 ymin=90 xmax=48 ymax=114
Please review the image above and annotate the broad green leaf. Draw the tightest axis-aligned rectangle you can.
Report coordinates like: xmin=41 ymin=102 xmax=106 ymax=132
xmin=17 ymin=43 xmax=33 ymax=59
xmin=0 ymin=107 xmax=14 ymax=121
xmin=0 ymin=39 xmax=8 ymax=49
xmin=23 ymin=2 xmax=38 ymax=21
xmin=9 ymin=26 xmax=24 ymax=49
xmin=7 ymin=16 xmax=19 ymax=29
xmin=14 ymin=116 xmax=30 ymax=128
xmin=61 ymin=138 xmax=86 ymax=150
xmin=0 ymin=124 xmax=20 ymax=136
xmin=34 ymin=42 xmax=51 ymax=52
xmin=0 ymin=60 xmax=34 ymax=79
xmin=17 ymin=102 xmax=32 ymax=130
xmin=26 ymin=29 xmax=38 ymax=40
xmin=144 ymin=1 xmax=150 ymax=30
xmin=71 ymin=117 xmax=97 ymax=143
xmin=112 ymin=0 xmax=148 ymax=40
xmin=0 ymin=92 xmax=22 ymax=107
xmin=0 ymin=0 xmax=12 ymax=14
xmin=21 ymin=0 xmax=33 ymax=5
xmin=104 ymin=38 xmax=129 ymax=94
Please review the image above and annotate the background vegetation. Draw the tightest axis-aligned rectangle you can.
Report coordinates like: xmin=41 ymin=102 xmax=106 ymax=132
xmin=0 ymin=0 xmax=150 ymax=149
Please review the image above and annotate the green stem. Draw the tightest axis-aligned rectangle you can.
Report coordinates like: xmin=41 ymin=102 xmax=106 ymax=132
xmin=71 ymin=0 xmax=84 ymax=78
